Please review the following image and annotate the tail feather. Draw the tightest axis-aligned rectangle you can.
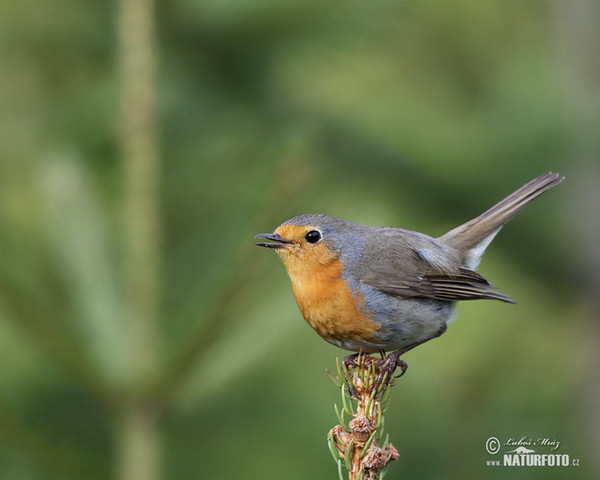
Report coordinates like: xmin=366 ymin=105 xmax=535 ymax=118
xmin=440 ymin=172 xmax=564 ymax=256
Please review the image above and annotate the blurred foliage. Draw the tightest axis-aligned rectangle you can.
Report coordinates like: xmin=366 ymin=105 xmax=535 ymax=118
xmin=0 ymin=0 xmax=598 ymax=479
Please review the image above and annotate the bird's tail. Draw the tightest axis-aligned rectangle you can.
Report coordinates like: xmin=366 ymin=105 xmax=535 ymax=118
xmin=439 ymin=172 xmax=564 ymax=268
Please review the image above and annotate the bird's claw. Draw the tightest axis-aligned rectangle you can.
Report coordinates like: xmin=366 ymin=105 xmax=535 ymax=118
xmin=374 ymin=351 xmax=408 ymax=390
xmin=343 ymin=353 xmax=360 ymax=369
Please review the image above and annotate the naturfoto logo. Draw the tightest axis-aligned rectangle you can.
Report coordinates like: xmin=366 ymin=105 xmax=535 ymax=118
xmin=485 ymin=436 xmax=580 ymax=468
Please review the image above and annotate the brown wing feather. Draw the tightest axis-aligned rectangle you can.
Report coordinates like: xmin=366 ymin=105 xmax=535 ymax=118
xmin=353 ymin=228 xmax=515 ymax=303
xmin=375 ymin=268 xmax=515 ymax=303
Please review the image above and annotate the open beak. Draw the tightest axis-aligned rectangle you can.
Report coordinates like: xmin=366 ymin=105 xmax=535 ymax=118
xmin=255 ymin=233 xmax=294 ymax=248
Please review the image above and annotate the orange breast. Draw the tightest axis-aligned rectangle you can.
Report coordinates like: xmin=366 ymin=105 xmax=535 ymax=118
xmin=276 ymin=240 xmax=379 ymax=346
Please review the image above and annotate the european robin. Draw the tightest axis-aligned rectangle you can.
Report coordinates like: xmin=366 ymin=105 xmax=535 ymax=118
xmin=256 ymin=172 xmax=563 ymax=374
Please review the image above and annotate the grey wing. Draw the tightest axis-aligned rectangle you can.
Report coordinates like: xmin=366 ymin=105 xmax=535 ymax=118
xmin=354 ymin=229 xmax=515 ymax=304
xmin=377 ymin=268 xmax=515 ymax=303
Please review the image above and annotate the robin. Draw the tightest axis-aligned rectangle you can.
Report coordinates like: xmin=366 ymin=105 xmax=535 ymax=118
xmin=255 ymin=172 xmax=563 ymax=375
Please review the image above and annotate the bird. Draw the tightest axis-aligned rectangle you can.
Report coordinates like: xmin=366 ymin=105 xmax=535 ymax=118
xmin=255 ymin=172 xmax=563 ymax=375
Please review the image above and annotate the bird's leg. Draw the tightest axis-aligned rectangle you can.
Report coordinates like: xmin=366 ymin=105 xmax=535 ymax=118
xmin=372 ymin=348 xmax=405 ymax=389
xmin=374 ymin=353 xmax=407 ymax=390
xmin=343 ymin=352 xmax=360 ymax=369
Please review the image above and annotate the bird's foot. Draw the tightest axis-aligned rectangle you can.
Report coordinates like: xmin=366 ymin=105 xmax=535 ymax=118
xmin=341 ymin=353 xmax=364 ymax=397
xmin=343 ymin=352 xmax=360 ymax=369
xmin=374 ymin=351 xmax=408 ymax=390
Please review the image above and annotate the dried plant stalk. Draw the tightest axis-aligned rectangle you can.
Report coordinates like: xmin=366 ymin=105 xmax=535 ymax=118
xmin=327 ymin=354 xmax=399 ymax=480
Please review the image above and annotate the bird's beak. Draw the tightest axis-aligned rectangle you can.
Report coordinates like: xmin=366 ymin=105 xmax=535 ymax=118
xmin=255 ymin=233 xmax=294 ymax=248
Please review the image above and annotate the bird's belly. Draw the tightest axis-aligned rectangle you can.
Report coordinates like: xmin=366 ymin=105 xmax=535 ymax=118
xmin=290 ymin=276 xmax=382 ymax=350
xmin=365 ymin=292 xmax=455 ymax=351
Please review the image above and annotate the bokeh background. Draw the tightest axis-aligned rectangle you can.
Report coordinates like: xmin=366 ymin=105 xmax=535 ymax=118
xmin=1 ymin=0 xmax=599 ymax=479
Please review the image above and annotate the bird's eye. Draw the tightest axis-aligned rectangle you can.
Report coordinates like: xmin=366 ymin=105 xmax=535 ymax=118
xmin=305 ymin=230 xmax=322 ymax=244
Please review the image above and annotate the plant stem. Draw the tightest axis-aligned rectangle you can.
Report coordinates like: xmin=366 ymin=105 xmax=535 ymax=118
xmin=328 ymin=355 xmax=399 ymax=480
xmin=118 ymin=402 xmax=161 ymax=480
xmin=117 ymin=0 xmax=160 ymax=478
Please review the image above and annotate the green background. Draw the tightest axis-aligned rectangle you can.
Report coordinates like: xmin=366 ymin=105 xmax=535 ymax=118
xmin=1 ymin=0 xmax=599 ymax=479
